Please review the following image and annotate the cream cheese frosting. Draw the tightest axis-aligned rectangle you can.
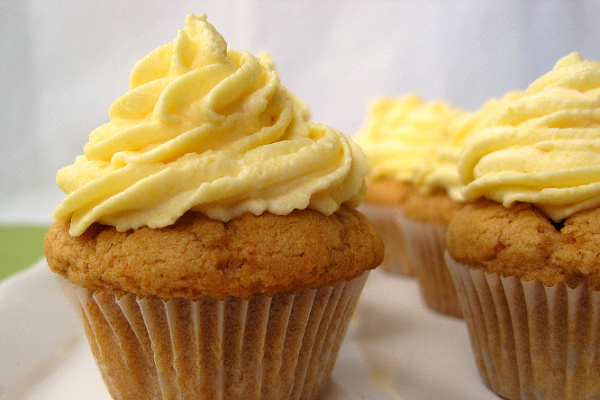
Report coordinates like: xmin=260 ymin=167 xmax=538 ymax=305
xmin=459 ymin=52 xmax=600 ymax=221
xmin=53 ymin=13 xmax=367 ymax=236
xmin=355 ymin=95 xmax=465 ymax=196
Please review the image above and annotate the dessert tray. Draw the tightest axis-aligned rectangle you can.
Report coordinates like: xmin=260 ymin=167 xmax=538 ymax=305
xmin=0 ymin=260 xmax=497 ymax=399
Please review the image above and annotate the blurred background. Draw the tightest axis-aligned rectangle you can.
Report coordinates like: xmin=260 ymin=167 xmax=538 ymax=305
xmin=1 ymin=0 xmax=600 ymax=270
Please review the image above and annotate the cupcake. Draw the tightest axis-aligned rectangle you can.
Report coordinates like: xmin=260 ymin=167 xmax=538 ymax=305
xmin=446 ymin=52 xmax=600 ymax=399
xmin=355 ymin=94 xmax=468 ymax=317
xmin=355 ymin=95 xmax=463 ymax=279
xmin=44 ymin=13 xmax=383 ymax=400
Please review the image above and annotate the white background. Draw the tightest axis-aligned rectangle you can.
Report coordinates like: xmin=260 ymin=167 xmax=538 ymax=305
xmin=2 ymin=0 xmax=600 ymax=224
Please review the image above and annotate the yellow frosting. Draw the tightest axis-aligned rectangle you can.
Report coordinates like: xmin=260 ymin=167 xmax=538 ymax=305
xmin=54 ymin=13 xmax=367 ymax=236
xmin=355 ymin=95 xmax=465 ymax=196
xmin=459 ymin=52 xmax=600 ymax=221
xmin=409 ymin=111 xmax=470 ymax=201
xmin=412 ymin=90 xmax=524 ymax=202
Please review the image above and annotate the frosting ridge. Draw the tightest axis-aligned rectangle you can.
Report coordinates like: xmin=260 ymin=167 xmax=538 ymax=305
xmin=54 ymin=13 xmax=366 ymax=236
xmin=459 ymin=52 xmax=600 ymax=221
xmin=355 ymin=94 xmax=467 ymax=198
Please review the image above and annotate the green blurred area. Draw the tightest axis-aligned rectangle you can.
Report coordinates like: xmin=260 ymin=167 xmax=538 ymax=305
xmin=0 ymin=225 xmax=50 ymax=281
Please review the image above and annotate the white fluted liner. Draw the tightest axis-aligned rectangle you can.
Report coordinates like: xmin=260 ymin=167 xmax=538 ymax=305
xmin=399 ymin=216 xmax=462 ymax=318
xmin=58 ymin=272 xmax=369 ymax=400
xmin=358 ymin=203 xmax=415 ymax=277
xmin=446 ymin=253 xmax=600 ymax=400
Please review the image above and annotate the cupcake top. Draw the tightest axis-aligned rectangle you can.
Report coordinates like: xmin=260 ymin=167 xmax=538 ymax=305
xmin=447 ymin=199 xmax=600 ymax=290
xmin=448 ymin=52 xmax=600 ymax=289
xmin=458 ymin=52 xmax=600 ymax=222
xmin=45 ymin=205 xmax=382 ymax=299
xmin=53 ymin=13 xmax=367 ymax=236
xmin=355 ymin=94 xmax=466 ymax=197
xmin=45 ymin=13 xmax=383 ymax=299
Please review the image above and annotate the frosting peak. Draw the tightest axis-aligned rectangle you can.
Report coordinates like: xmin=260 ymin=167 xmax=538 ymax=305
xmin=54 ymin=13 xmax=366 ymax=236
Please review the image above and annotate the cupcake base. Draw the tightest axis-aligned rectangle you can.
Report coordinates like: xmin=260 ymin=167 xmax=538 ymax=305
xmin=446 ymin=254 xmax=600 ymax=400
xmin=58 ymin=272 xmax=369 ymax=400
xmin=400 ymin=216 xmax=462 ymax=318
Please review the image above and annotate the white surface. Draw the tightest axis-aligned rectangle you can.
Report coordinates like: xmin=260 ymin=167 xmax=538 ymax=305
xmin=0 ymin=261 xmax=497 ymax=400
xmin=2 ymin=0 xmax=600 ymax=224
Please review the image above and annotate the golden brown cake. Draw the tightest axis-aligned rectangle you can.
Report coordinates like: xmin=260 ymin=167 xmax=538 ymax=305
xmin=45 ymin=207 xmax=382 ymax=300
xmin=447 ymin=200 xmax=600 ymax=290
xmin=43 ymin=13 xmax=383 ymax=400
xmin=445 ymin=52 xmax=600 ymax=399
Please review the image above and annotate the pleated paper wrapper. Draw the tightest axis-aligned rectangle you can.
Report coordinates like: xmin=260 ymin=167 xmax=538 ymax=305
xmin=398 ymin=215 xmax=462 ymax=318
xmin=358 ymin=203 xmax=416 ymax=277
xmin=446 ymin=254 xmax=600 ymax=400
xmin=58 ymin=271 xmax=369 ymax=400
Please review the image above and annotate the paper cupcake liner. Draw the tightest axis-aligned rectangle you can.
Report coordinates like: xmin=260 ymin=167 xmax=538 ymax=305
xmin=398 ymin=215 xmax=462 ymax=318
xmin=446 ymin=254 xmax=600 ymax=400
xmin=359 ymin=203 xmax=416 ymax=277
xmin=58 ymin=271 xmax=369 ymax=400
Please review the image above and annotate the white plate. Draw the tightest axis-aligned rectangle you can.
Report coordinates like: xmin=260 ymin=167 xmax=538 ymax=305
xmin=0 ymin=260 xmax=497 ymax=400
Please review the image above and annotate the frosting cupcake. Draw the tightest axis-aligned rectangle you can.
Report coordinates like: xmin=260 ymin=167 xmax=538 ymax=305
xmin=44 ymin=13 xmax=383 ymax=400
xmin=355 ymin=95 xmax=462 ymax=277
xmin=355 ymin=95 xmax=468 ymax=317
xmin=446 ymin=52 xmax=600 ymax=399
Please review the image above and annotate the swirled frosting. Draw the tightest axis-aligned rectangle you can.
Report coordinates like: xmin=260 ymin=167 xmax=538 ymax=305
xmin=54 ymin=13 xmax=367 ymax=236
xmin=355 ymin=95 xmax=467 ymax=197
xmin=459 ymin=52 xmax=600 ymax=221
xmin=412 ymin=90 xmax=524 ymax=201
